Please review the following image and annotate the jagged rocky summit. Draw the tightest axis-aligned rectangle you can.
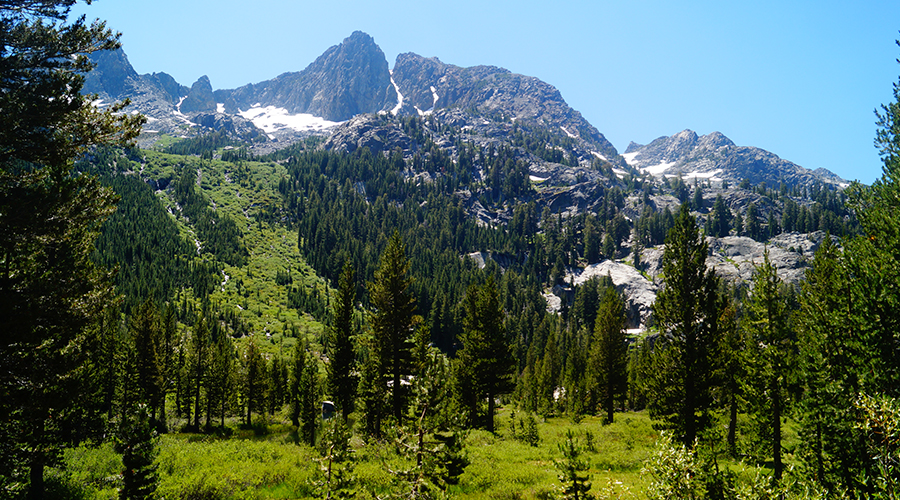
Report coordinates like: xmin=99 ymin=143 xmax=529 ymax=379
xmin=624 ymin=129 xmax=846 ymax=189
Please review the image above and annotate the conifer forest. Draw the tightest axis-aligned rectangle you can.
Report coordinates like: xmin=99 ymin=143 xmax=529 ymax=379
xmin=4 ymin=2 xmax=900 ymax=499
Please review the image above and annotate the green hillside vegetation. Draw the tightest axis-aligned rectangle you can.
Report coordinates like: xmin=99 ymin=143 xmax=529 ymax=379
xmin=5 ymin=2 xmax=900 ymax=499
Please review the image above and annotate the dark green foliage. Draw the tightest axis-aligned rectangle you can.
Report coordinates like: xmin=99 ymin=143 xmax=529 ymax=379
xmin=587 ymin=288 xmax=628 ymax=424
xmin=172 ymin=164 xmax=248 ymax=268
xmin=356 ymin=335 xmax=386 ymax=437
xmin=368 ymin=232 xmax=417 ymax=425
xmin=88 ymin=170 xmax=199 ymax=311
xmin=290 ymin=340 xmax=321 ymax=446
xmin=556 ymin=430 xmax=592 ymax=500
xmin=116 ymin=405 xmax=158 ymax=500
xmin=205 ymin=329 xmax=236 ymax=430
xmin=163 ymin=130 xmax=241 ymax=157
xmin=129 ymin=300 xmax=163 ymax=422
xmin=710 ymin=194 xmax=731 ymax=237
xmin=0 ymin=163 xmax=122 ymax=494
xmin=745 ymin=202 xmax=761 ymax=241
xmin=646 ymin=205 xmax=722 ymax=447
xmin=744 ymin=250 xmax=794 ymax=480
xmin=328 ymin=262 xmax=358 ymax=419
xmin=243 ymin=336 xmax=267 ymax=427
xmin=796 ymin=236 xmax=868 ymax=490
xmin=454 ymin=275 xmax=516 ymax=432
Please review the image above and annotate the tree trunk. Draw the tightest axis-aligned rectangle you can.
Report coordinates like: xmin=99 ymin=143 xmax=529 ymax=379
xmin=727 ymin=390 xmax=737 ymax=457
xmin=28 ymin=458 xmax=43 ymax=500
xmin=606 ymin=385 xmax=615 ymax=424
xmin=487 ymin=391 xmax=496 ymax=433
xmin=773 ymin=376 xmax=782 ymax=481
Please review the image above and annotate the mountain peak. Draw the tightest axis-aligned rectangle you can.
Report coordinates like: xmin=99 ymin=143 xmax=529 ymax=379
xmin=218 ymin=31 xmax=394 ymax=121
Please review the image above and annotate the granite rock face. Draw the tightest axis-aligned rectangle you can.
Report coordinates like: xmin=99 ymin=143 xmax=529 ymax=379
xmin=216 ymin=31 xmax=396 ymax=121
xmin=391 ymin=52 xmax=623 ymax=165
xmin=625 ymin=129 xmax=846 ymax=189
xmin=180 ymin=76 xmax=216 ymax=113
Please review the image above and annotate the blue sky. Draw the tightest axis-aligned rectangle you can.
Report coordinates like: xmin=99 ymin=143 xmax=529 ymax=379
xmin=73 ymin=0 xmax=900 ymax=184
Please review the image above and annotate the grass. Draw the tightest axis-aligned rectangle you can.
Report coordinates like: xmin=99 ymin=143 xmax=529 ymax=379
xmin=129 ymin=150 xmax=328 ymax=356
xmin=54 ymin=406 xmax=810 ymax=499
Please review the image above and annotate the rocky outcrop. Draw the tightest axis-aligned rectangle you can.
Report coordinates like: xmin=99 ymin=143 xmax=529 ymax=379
xmin=321 ymin=114 xmax=417 ymax=155
xmin=180 ymin=75 xmax=216 ymax=113
xmin=625 ymin=129 xmax=846 ymax=189
xmin=83 ymin=48 xmax=139 ymax=98
xmin=563 ymin=261 xmax=658 ymax=329
xmin=391 ymin=52 xmax=623 ymax=166
xmin=216 ymin=31 xmax=396 ymax=121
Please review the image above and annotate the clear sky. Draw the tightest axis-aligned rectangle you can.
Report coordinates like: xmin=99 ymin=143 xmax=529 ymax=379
xmin=72 ymin=0 xmax=900 ymax=185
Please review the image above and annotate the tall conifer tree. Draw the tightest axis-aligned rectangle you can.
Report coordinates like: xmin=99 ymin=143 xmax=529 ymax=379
xmin=647 ymin=204 xmax=722 ymax=447
xmin=368 ymin=231 xmax=416 ymax=425
xmin=328 ymin=261 xmax=358 ymax=420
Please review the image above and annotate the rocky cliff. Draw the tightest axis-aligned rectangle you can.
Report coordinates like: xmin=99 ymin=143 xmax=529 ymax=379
xmin=215 ymin=31 xmax=396 ymax=121
xmin=624 ymin=129 xmax=846 ymax=189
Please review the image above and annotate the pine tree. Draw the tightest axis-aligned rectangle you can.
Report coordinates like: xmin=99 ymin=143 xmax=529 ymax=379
xmin=587 ymin=287 xmax=628 ymax=423
xmin=328 ymin=261 xmax=358 ymax=421
xmin=710 ymin=194 xmax=732 ymax=237
xmin=455 ymin=276 xmax=516 ymax=432
xmin=744 ymin=250 xmax=793 ymax=481
xmin=130 ymin=300 xmax=163 ymax=424
xmin=0 ymin=1 xmax=141 ymax=483
xmin=368 ymin=231 xmax=416 ymax=425
xmin=796 ymin=236 xmax=867 ymax=490
xmin=556 ymin=430 xmax=592 ymax=500
xmin=189 ymin=317 xmax=209 ymax=430
xmin=647 ymin=204 xmax=722 ymax=447
xmin=205 ymin=329 xmax=235 ymax=430
xmin=117 ymin=405 xmax=159 ymax=500
xmin=745 ymin=202 xmax=761 ymax=241
xmin=243 ymin=336 xmax=267 ymax=427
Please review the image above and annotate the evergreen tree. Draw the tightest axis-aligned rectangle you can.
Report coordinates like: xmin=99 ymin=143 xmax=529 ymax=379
xmin=455 ymin=276 xmax=516 ymax=432
xmin=205 ymin=329 xmax=235 ymax=429
xmin=368 ymin=231 xmax=417 ymax=425
xmin=710 ymin=194 xmax=732 ymax=237
xmin=130 ymin=300 xmax=163 ymax=424
xmin=328 ymin=261 xmax=358 ymax=420
xmin=243 ymin=336 xmax=267 ymax=427
xmin=587 ymin=287 xmax=628 ymax=423
xmin=299 ymin=343 xmax=321 ymax=446
xmin=0 ymin=2 xmax=141 ymax=488
xmin=583 ymin=214 xmax=600 ymax=263
xmin=716 ymin=297 xmax=745 ymax=458
xmin=356 ymin=335 xmax=386 ymax=437
xmin=745 ymin=202 xmax=761 ymax=240
xmin=647 ymin=204 xmax=722 ymax=447
xmin=796 ymin=236 xmax=867 ymax=490
xmin=555 ymin=430 xmax=592 ymax=500
xmin=189 ymin=317 xmax=209 ymax=430
xmin=116 ymin=404 xmax=159 ymax=500
xmin=744 ymin=250 xmax=793 ymax=481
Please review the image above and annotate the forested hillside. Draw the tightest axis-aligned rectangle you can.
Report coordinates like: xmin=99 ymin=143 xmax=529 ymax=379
xmin=4 ymin=2 xmax=900 ymax=499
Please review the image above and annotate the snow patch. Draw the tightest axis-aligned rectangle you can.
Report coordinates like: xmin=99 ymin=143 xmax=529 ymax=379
xmin=416 ymin=86 xmax=440 ymax=116
xmin=621 ymin=151 xmax=640 ymax=165
xmin=238 ymin=104 xmax=341 ymax=133
xmin=216 ymin=103 xmax=225 ymax=114
xmin=561 ymin=126 xmax=577 ymax=139
xmin=529 ymin=175 xmax=549 ymax=183
xmin=612 ymin=168 xmax=628 ymax=178
xmin=388 ymin=70 xmax=404 ymax=116
xmin=591 ymin=151 xmax=608 ymax=161
xmin=641 ymin=161 xmax=676 ymax=176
